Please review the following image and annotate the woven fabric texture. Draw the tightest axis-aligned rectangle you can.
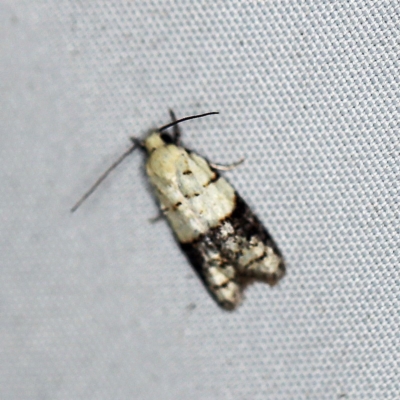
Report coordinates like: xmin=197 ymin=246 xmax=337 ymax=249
xmin=1 ymin=1 xmax=399 ymax=399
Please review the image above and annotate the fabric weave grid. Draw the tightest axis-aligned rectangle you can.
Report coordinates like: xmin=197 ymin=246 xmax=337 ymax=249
xmin=1 ymin=1 xmax=398 ymax=399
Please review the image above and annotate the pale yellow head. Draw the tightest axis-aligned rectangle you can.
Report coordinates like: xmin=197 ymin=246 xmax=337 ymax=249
xmin=144 ymin=132 xmax=166 ymax=153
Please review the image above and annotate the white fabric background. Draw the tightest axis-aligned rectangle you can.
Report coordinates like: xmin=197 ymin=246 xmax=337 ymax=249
xmin=1 ymin=1 xmax=399 ymax=399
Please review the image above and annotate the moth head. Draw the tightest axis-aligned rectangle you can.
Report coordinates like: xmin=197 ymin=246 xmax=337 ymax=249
xmin=143 ymin=131 xmax=168 ymax=153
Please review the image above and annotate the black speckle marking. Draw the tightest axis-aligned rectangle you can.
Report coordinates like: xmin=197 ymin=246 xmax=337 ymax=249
xmin=184 ymin=192 xmax=200 ymax=199
xmin=211 ymin=280 xmax=230 ymax=290
xmin=203 ymin=173 xmax=219 ymax=188
xmin=173 ymin=201 xmax=182 ymax=210
xmin=245 ymin=251 xmax=268 ymax=269
xmin=183 ymin=170 xmax=192 ymax=175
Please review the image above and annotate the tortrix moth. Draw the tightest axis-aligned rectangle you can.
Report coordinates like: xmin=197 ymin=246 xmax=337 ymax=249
xmin=72 ymin=111 xmax=285 ymax=310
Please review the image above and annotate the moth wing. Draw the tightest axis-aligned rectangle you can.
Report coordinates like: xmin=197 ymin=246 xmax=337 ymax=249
xmin=180 ymin=239 xmax=242 ymax=310
xmin=178 ymin=164 xmax=285 ymax=308
xmin=218 ymin=192 xmax=286 ymax=284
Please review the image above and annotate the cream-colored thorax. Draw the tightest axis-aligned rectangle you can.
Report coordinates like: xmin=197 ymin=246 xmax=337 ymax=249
xmin=144 ymin=132 xmax=235 ymax=243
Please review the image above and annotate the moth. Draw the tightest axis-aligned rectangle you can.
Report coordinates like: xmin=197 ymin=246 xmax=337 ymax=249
xmin=72 ymin=111 xmax=285 ymax=310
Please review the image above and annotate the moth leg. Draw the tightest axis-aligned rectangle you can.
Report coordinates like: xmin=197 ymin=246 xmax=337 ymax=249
xmin=209 ymin=157 xmax=245 ymax=171
xmin=148 ymin=206 xmax=168 ymax=223
xmin=169 ymin=109 xmax=182 ymax=144
xmin=148 ymin=214 xmax=164 ymax=223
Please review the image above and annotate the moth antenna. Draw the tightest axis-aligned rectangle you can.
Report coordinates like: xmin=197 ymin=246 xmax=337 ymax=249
xmin=71 ymin=139 xmax=139 ymax=213
xmin=158 ymin=111 xmax=219 ymax=132
xmin=169 ymin=109 xmax=181 ymax=143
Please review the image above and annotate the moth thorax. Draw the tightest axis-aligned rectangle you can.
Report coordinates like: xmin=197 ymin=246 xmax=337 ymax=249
xmin=144 ymin=132 xmax=165 ymax=153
